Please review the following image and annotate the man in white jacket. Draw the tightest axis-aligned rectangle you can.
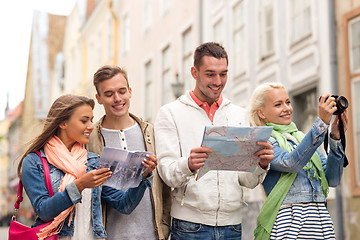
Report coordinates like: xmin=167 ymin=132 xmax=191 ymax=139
xmin=155 ymin=42 xmax=274 ymax=239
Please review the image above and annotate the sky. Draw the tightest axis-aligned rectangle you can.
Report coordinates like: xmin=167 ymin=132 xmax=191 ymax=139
xmin=0 ymin=0 xmax=76 ymax=120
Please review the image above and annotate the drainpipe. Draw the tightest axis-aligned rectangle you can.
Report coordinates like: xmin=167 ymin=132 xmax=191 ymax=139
xmin=328 ymin=0 xmax=345 ymax=239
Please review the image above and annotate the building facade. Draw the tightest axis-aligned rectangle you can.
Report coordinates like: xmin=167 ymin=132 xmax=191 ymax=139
xmin=61 ymin=0 xmax=347 ymax=238
xmin=1 ymin=0 xmax=357 ymax=238
xmin=335 ymin=0 xmax=360 ymax=239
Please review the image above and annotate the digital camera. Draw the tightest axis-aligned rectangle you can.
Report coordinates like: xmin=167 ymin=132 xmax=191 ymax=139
xmin=320 ymin=95 xmax=348 ymax=115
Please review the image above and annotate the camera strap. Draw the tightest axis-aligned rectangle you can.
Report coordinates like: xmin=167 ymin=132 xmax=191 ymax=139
xmin=324 ymin=117 xmax=349 ymax=167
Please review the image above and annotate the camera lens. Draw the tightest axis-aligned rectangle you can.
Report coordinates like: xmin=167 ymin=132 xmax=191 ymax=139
xmin=332 ymin=95 xmax=348 ymax=115
xmin=337 ymin=96 xmax=348 ymax=110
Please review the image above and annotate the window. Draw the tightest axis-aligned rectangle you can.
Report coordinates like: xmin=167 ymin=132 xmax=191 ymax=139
xmin=144 ymin=60 xmax=153 ymax=122
xmin=55 ymin=53 xmax=64 ymax=91
xmin=182 ymin=28 xmax=193 ymax=92
xmin=88 ymin=38 xmax=94 ymax=79
xmin=291 ymin=0 xmax=311 ymax=43
xmin=143 ymin=0 xmax=152 ymax=31
xmin=233 ymin=1 xmax=246 ymax=77
xmin=212 ymin=0 xmax=223 ymax=4
xmin=123 ymin=14 xmax=130 ymax=53
xmin=213 ymin=18 xmax=224 ymax=45
xmin=162 ymin=46 xmax=171 ymax=104
xmin=107 ymin=16 xmax=113 ymax=60
xmin=97 ymin=29 xmax=102 ymax=66
xmin=353 ymin=80 xmax=360 ymax=185
xmin=71 ymin=47 xmax=81 ymax=91
xmin=160 ymin=0 xmax=171 ymax=16
xmin=349 ymin=16 xmax=360 ymax=74
xmin=292 ymin=88 xmax=317 ymax=132
xmin=71 ymin=47 xmax=77 ymax=90
xmin=259 ymin=0 xmax=274 ymax=58
xmin=344 ymin=9 xmax=360 ymax=194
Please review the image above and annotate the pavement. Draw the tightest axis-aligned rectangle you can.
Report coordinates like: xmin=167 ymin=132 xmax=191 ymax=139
xmin=0 ymin=227 xmax=8 ymax=240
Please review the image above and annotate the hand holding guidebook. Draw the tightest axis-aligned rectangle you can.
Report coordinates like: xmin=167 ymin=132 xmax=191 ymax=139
xmin=196 ymin=126 xmax=273 ymax=180
xmin=97 ymin=147 xmax=153 ymax=190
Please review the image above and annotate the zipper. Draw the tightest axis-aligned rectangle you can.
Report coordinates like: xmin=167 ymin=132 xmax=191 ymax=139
xmin=181 ymin=183 xmax=188 ymax=206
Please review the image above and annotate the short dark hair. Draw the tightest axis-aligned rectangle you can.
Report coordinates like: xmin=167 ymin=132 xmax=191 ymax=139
xmin=193 ymin=42 xmax=228 ymax=69
xmin=93 ymin=65 xmax=129 ymax=94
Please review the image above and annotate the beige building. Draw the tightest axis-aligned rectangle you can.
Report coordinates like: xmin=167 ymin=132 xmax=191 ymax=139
xmin=4 ymin=11 xmax=67 ymax=223
xmin=6 ymin=102 xmax=26 ymax=223
xmin=111 ymin=0 xmax=200 ymax=123
xmin=335 ymin=0 xmax=360 ymax=239
xmin=0 ymin=116 xmax=10 ymax=219
xmin=63 ymin=0 xmax=199 ymax=123
xmin=59 ymin=0 xmax=358 ymax=239
xmin=22 ymin=12 xmax=66 ymax=147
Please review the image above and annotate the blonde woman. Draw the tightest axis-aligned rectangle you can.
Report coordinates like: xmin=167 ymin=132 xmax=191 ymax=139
xmin=250 ymin=83 xmax=347 ymax=240
xmin=18 ymin=95 xmax=156 ymax=240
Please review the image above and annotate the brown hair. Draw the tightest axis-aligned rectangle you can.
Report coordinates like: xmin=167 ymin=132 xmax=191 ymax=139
xmin=193 ymin=42 xmax=228 ymax=69
xmin=93 ymin=65 xmax=129 ymax=94
xmin=17 ymin=94 xmax=95 ymax=178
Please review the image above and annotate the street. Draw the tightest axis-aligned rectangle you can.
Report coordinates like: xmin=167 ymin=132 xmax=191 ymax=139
xmin=0 ymin=227 xmax=8 ymax=240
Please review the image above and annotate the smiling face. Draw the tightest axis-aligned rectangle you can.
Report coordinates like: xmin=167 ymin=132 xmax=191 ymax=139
xmin=95 ymin=73 xmax=132 ymax=120
xmin=191 ymin=56 xmax=228 ymax=105
xmin=58 ymin=104 xmax=94 ymax=150
xmin=257 ymin=88 xmax=293 ymax=125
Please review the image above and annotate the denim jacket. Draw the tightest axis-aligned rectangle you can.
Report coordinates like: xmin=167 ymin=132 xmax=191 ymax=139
xmin=21 ymin=149 xmax=151 ymax=238
xmin=262 ymin=118 xmax=344 ymax=204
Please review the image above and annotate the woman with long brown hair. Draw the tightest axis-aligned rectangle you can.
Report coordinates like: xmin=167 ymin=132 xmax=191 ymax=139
xmin=19 ymin=94 xmax=156 ymax=240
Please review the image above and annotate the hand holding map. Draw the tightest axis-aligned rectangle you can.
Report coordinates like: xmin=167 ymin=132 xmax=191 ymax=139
xmin=196 ymin=126 xmax=273 ymax=180
xmin=97 ymin=147 xmax=152 ymax=190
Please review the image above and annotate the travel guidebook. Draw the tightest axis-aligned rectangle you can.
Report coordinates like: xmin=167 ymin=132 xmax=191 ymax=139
xmin=196 ymin=125 xmax=273 ymax=180
xmin=97 ymin=147 xmax=152 ymax=190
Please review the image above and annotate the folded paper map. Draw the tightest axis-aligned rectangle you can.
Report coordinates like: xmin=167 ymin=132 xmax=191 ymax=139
xmin=97 ymin=147 xmax=152 ymax=190
xmin=196 ymin=125 xmax=273 ymax=180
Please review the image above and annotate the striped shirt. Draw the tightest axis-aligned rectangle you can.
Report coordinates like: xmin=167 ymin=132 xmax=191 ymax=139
xmin=270 ymin=202 xmax=335 ymax=240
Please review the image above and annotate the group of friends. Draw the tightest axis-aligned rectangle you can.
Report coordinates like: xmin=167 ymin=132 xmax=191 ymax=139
xmin=18 ymin=42 xmax=348 ymax=240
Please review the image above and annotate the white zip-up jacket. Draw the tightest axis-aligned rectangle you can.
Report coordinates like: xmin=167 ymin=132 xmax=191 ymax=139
xmin=155 ymin=91 xmax=267 ymax=226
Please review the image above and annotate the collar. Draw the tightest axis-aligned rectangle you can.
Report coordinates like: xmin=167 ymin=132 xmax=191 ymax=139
xmin=189 ymin=91 xmax=222 ymax=121
xmin=189 ymin=90 xmax=223 ymax=108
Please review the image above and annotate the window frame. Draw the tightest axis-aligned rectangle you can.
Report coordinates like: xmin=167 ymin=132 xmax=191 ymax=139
xmin=342 ymin=7 xmax=360 ymax=195
xmin=161 ymin=45 xmax=171 ymax=105
xmin=122 ymin=13 xmax=130 ymax=54
xmin=144 ymin=60 xmax=153 ymax=122
xmin=213 ymin=18 xmax=224 ymax=45
xmin=290 ymin=0 xmax=312 ymax=44
xmin=233 ymin=0 xmax=246 ymax=78
xmin=258 ymin=0 xmax=275 ymax=59
xmin=182 ymin=27 xmax=193 ymax=92
xmin=107 ymin=15 xmax=114 ymax=60
xmin=348 ymin=16 xmax=360 ymax=74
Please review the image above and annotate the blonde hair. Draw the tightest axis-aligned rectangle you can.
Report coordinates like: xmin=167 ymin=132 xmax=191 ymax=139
xmin=249 ymin=82 xmax=285 ymax=126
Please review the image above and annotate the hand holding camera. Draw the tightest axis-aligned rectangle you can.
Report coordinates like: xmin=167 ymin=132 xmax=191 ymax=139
xmin=318 ymin=94 xmax=348 ymax=124
xmin=318 ymin=95 xmax=337 ymax=124
xmin=330 ymin=109 xmax=348 ymax=140
xmin=319 ymin=94 xmax=349 ymax=167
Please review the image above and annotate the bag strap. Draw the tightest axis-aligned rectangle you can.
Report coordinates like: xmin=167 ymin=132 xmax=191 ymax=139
xmin=35 ymin=150 xmax=54 ymax=196
xmin=14 ymin=151 xmax=54 ymax=212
